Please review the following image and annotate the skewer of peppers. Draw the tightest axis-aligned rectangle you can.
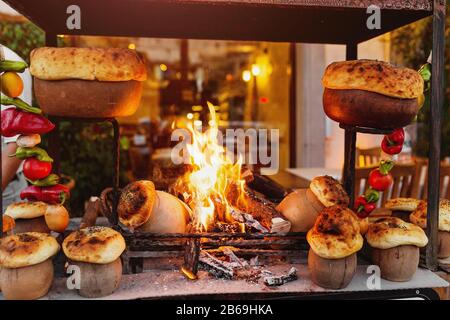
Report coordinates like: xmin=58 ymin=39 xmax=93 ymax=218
xmin=1 ymin=56 xmax=68 ymax=205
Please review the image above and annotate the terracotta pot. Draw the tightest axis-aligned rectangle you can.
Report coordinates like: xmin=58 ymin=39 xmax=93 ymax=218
xmin=308 ymin=249 xmax=357 ymax=289
xmin=13 ymin=216 xmax=50 ymax=233
xmin=70 ymin=258 xmax=122 ymax=298
xmin=34 ymin=78 xmax=143 ymax=118
xmin=438 ymin=231 xmax=450 ymax=259
xmin=0 ymin=259 xmax=54 ymax=300
xmin=323 ymin=88 xmax=419 ymax=129
xmin=371 ymin=245 xmax=419 ymax=282
xmin=276 ymin=188 xmax=324 ymax=232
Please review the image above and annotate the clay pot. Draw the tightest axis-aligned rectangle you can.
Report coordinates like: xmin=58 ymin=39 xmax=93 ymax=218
xmin=371 ymin=245 xmax=419 ymax=282
xmin=70 ymin=258 xmax=122 ymax=298
xmin=438 ymin=231 xmax=450 ymax=259
xmin=13 ymin=216 xmax=50 ymax=233
xmin=34 ymin=78 xmax=143 ymax=118
xmin=323 ymin=88 xmax=419 ymax=129
xmin=0 ymin=259 xmax=54 ymax=300
xmin=137 ymin=191 xmax=189 ymax=233
xmin=308 ymin=249 xmax=357 ymax=289
xmin=276 ymin=189 xmax=324 ymax=232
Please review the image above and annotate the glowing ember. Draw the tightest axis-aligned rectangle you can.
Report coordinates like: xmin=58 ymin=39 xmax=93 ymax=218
xmin=174 ymin=102 xmax=246 ymax=232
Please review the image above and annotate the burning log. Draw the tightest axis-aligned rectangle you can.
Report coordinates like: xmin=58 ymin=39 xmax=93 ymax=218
xmin=212 ymin=221 xmax=245 ymax=233
xmin=226 ymin=183 xmax=282 ymax=231
xmin=263 ymin=267 xmax=298 ymax=287
xmin=199 ymin=251 xmax=234 ymax=279
xmin=270 ymin=217 xmax=291 ymax=233
xmin=230 ymin=207 xmax=268 ymax=233
xmin=181 ymin=225 xmax=201 ymax=280
xmin=220 ymin=246 xmax=249 ymax=268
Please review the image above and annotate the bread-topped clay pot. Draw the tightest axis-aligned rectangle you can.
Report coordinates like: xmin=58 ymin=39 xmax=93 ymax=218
xmin=63 ymin=226 xmax=126 ymax=298
xmin=30 ymin=47 xmax=147 ymax=118
xmin=367 ymin=217 xmax=428 ymax=282
xmin=115 ymin=180 xmax=190 ymax=233
xmin=322 ymin=60 xmax=423 ymax=129
xmin=277 ymin=176 xmax=360 ymax=233
xmin=409 ymin=199 xmax=450 ymax=259
xmin=5 ymin=201 xmax=69 ymax=234
xmin=0 ymin=232 xmax=60 ymax=300
xmin=307 ymin=205 xmax=363 ymax=289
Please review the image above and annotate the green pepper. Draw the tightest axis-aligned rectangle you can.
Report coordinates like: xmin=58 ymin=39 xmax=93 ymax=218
xmin=418 ymin=63 xmax=431 ymax=92
xmin=26 ymin=174 xmax=59 ymax=187
xmin=365 ymin=188 xmax=380 ymax=203
xmin=0 ymin=60 xmax=28 ymax=73
xmin=1 ymin=95 xmax=42 ymax=114
xmin=9 ymin=146 xmax=53 ymax=162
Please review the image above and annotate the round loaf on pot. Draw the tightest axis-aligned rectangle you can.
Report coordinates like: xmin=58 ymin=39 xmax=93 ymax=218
xmin=385 ymin=198 xmax=423 ymax=212
xmin=309 ymin=175 xmax=349 ymax=207
xmin=0 ymin=232 xmax=60 ymax=268
xmin=322 ymin=60 xmax=423 ymax=129
xmin=409 ymin=199 xmax=450 ymax=232
xmin=366 ymin=217 xmax=428 ymax=249
xmin=5 ymin=201 xmax=47 ymax=220
xmin=118 ymin=180 xmax=157 ymax=229
xmin=307 ymin=205 xmax=363 ymax=259
xmin=409 ymin=199 xmax=450 ymax=258
xmin=30 ymin=47 xmax=147 ymax=118
xmin=322 ymin=60 xmax=423 ymax=99
xmin=62 ymin=226 xmax=126 ymax=264
xmin=30 ymin=47 xmax=147 ymax=82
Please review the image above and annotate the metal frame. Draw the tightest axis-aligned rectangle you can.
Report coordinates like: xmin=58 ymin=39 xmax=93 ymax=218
xmin=0 ymin=1 xmax=446 ymax=274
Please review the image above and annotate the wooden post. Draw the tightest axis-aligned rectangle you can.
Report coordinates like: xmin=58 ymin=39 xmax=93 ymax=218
xmin=426 ymin=0 xmax=446 ymax=271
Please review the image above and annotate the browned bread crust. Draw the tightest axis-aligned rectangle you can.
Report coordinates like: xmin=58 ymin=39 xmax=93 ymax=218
xmin=409 ymin=199 xmax=450 ymax=232
xmin=309 ymin=175 xmax=349 ymax=207
xmin=385 ymin=198 xmax=423 ymax=212
xmin=307 ymin=205 xmax=363 ymax=259
xmin=62 ymin=226 xmax=125 ymax=264
xmin=366 ymin=217 xmax=428 ymax=249
xmin=0 ymin=232 xmax=60 ymax=268
xmin=30 ymin=47 xmax=147 ymax=81
xmin=322 ymin=60 xmax=423 ymax=99
xmin=118 ymin=180 xmax=157 ymax=229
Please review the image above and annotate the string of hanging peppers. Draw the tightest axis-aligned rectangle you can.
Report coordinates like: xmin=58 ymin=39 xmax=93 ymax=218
xmin=353 ymin=61 xmax=431 ymax=218
xmin=1 ymin=59 xmax=70 ymax=204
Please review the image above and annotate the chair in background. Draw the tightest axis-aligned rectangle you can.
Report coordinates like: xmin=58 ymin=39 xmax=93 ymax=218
xmin=355 ymin=162 xmax=416 ymax=207
xmin=356 ymin=146 xmax=382 ymax=167
xmin=412 ymin=158 xmax=450 ymax=200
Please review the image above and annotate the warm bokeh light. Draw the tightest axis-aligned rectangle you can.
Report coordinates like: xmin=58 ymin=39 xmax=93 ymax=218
xmin=251 ymin=64 xmax=261 ymax=76
xmin=187 ymin=112 xmax=194 ymax=120
xmin=242 ymin=70 xmax=251 ymax=82
xmin=160 ymin=63 xmax=168 ymax=72
xmin=128 ymin=43 xmax=136 ymax=50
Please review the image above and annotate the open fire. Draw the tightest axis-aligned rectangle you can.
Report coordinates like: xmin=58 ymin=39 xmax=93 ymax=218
xmin=172 ymin=102 xmax=248 ymax=233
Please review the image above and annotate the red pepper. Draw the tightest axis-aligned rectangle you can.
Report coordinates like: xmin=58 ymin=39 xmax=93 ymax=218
xmin=1 ymin=108 xmax=55 ymax=137
xmin=354 ymin=195 xmax=367 ymax=213
xmin=354 ymin=195 xmax=376 ymax=218
xmin=20 ymin=184 xmax=70 ymax=204
xmin=381 ymin=128 xmax=405 ymax=155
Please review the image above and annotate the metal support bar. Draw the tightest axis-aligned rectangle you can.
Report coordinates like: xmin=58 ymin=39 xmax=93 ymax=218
xmin=342 ymin=43 xmax=358 ymax=204
xmin=48 ymin=116 xmax=121 ymax=226
xmin=425 ymin=0 xmax=446 ymax=271
xmin=110 ymin=118 xmax=120 ymax=226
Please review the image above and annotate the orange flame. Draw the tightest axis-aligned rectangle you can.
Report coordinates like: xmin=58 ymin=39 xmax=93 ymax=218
xmin=175 ymin=102 xmax=246 ymax=232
